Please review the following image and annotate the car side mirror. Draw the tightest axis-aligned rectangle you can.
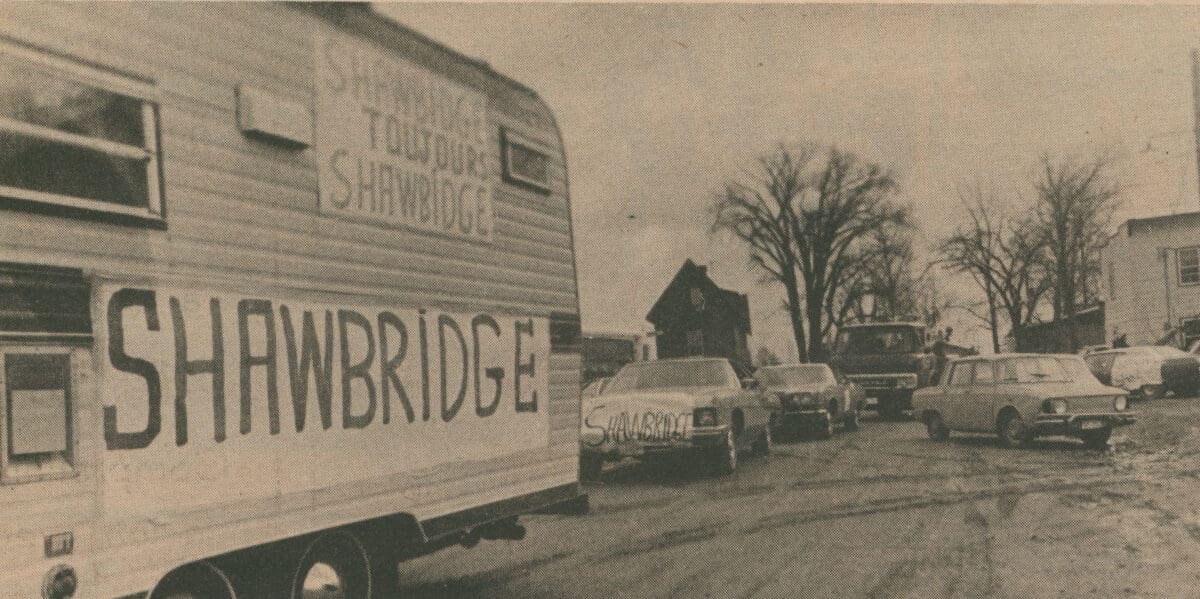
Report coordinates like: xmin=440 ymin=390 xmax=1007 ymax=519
xmin=741 ymin=378 xmax=758 ymax=390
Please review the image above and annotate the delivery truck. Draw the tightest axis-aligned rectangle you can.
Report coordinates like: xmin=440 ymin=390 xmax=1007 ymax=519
xmin=0 ymin=3 xmax=584 ymax=597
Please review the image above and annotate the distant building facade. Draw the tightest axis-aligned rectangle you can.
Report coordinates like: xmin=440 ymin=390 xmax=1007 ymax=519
xmin=646 ymin=260 xmax=753 ymax=376
xmin=1012 ymin=303 xmax=1106 ymax=353
xmin=1102 ymin=212 xmax=1200 ymax=348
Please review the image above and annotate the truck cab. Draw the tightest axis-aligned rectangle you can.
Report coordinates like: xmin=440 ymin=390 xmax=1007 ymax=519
xmin=829 ymin=322 xmax=936 ymax=419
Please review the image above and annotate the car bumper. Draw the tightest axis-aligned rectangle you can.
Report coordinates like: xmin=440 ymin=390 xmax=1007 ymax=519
xmin=780 ymin=408 xmax=831 ymax=424
xmin=581 ymin=425 xmax=730 ymax=459
xmin=1032 ymin=412 xmax=1138 ymax=434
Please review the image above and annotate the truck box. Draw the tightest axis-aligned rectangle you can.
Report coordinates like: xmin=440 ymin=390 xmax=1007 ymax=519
xmin=0 ymin=3 xmax=583 ymax=597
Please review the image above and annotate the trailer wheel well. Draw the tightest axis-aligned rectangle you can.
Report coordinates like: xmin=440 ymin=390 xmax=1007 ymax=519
xmin=149 ymin=560 xmax=237 ymax=599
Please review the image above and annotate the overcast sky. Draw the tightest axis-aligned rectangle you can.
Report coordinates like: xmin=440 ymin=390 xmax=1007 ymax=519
xmin=379 ymin=3 xmax=1200 ymax=357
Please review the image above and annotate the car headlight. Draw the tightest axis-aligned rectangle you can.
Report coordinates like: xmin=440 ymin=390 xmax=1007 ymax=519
xmin=694 ymin=408 xmax=719 ymax=427
xmin=1114 ymin=395 xmax=1127 ymax=411
xmin=1045 ymin=399 xmax=1068 ymax=415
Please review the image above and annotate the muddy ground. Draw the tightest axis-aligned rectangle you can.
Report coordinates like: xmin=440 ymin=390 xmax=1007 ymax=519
xmin=394 ymin=397 xmax=1200 ymax=598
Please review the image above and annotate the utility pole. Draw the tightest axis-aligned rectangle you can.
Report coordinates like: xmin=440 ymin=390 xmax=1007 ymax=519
xmin=1191 ymin=49 xmax=1200 ymax=205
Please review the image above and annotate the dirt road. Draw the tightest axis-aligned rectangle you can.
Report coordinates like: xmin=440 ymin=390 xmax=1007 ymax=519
xmin=395 ymin=399 xmax=1200 ymax=598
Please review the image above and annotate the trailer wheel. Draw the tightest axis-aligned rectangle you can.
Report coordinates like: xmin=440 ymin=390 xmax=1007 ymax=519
xmin=291 ymin=532 xmax=371 ymax=599
xmin=151 ymin=561 xmax=237 ymax=599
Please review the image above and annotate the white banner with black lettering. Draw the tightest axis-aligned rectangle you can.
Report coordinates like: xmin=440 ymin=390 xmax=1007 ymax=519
xmin=98 ymin=285 xmax=549 ymax=517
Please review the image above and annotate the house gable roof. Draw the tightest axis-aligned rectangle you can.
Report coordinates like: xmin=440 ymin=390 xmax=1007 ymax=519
xmin=646 ymin=260 xmax=751 ymax=333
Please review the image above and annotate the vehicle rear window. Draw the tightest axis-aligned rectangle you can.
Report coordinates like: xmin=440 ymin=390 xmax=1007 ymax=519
xmin=758 ymin=365 xmax=830 ymax=387
xmin=605 ymin=360 xmax=738 ymax=393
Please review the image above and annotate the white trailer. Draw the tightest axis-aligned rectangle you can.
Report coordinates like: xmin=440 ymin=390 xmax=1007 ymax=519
xmin=0 ymin=3 xmax=584 ymax=598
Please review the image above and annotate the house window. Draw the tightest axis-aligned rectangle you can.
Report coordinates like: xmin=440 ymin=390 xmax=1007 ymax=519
xmin=0 ymin=41 xmax=162 ymax=223
xmin=1179 ymin=247 xmax=1200 ymax=286
xmin=1 ymin=349 xmax=75 ymax=483
xmin=686 ymin=329 xmax=704 ymax=354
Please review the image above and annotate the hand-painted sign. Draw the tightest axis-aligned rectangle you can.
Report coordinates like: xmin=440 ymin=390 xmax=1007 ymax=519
xmin=581 ymin=404 xmax=692 ymax=449
xmin=99 ymin=285 xmax=548 ymax=516
xmin=316 ymin=32 xmax=494 ymax=241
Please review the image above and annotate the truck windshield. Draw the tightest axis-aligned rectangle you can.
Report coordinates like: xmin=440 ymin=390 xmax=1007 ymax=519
xmin=605 ymin=360 xmax=738 ymax=393
xmin=836 ymin=328 xmax=919 ymax=355
xmin=757 ymin=365 xmax=831 ymax=387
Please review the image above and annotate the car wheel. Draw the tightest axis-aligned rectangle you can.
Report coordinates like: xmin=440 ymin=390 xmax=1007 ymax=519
xmin=579 ymin=453 xmax=603 ymax=481
xmin=712 ymin=428 xmax=738 ymax=475
xmin=751 ymin=424 xmax=772 ymax=456
xmin=1080 ymin=428 xmax=1112 ymax=450
xmin=925 ymin=412 xmax=950 ymax=442
xmin=843 ymin=408 xmax=860 ymax=432
xmin=816 ymin=415 xmax=835 ymax=439
xmin=997 ymin=412 xmax=1030 ymax=449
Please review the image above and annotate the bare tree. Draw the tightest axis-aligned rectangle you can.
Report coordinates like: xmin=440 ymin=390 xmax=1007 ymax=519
xmin=713 ymin=144 xmax=908 ymax=362
xmin=712 ymin=144 xmax=815 ymax=361
xmin=1033 ymin=155 xmax=1120 ymax=351
xmin=797 ymin=148 xmax=909 ymax=360
xmin=935 ymin=187 xmax=1051 ymax=352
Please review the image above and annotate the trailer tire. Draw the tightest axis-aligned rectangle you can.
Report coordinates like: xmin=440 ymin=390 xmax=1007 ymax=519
xmin=291 ymin=532 xmax=372 ymax=599
xmin=151 ymin=561 xmax=237 ymax=599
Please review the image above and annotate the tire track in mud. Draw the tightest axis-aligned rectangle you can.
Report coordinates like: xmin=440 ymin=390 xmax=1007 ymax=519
xmin=745 ymin=470 xmax=1138 ymax=534
xmin=722 ymin=433 xmax=955 ymax=599
xmin=660 ymin=432 xmax=864 ymax=599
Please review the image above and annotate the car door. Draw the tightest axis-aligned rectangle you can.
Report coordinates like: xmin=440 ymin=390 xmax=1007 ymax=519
xmin=940 ymin=361 xmax=975 ymax=429
xmin=965 ymin=360 xmax=999 ymax=432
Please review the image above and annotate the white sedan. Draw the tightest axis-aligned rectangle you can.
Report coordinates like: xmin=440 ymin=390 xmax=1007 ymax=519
xmin=579 ymin=357 xmax=773 ymax=479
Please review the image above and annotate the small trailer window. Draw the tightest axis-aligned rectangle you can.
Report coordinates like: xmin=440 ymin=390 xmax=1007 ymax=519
xmin=1 ymin=351 xmax=74 ymax=482
xmin=0 ymin=41 xmax=162 ymax=224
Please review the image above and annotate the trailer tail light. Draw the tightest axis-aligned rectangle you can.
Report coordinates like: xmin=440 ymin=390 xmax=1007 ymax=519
xmin=44 ymin=532 xmax=74 ymax=557
xmin=42 ymin=565 xmax=76 ymax=599
xmin=694 ymin=408 xmax=719 ymax=427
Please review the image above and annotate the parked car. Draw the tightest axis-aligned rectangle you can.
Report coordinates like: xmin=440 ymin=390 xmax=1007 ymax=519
xmin=912 ymin=353 xmax=1136 ymax=449
xmin=756 ymin=363 xmax=865 ymax=438
xmin=1083 ymin=345 xmax=1200 ymax=399
xmin=582 ymin=376 xmax=611 ymax=400
xmin=579 ymin=357 xmax=773 ymax=478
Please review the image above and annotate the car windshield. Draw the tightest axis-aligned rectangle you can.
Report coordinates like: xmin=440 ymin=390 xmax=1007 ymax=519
xmin=605 ymin=360 xmax=738 ymax=393
xmin=835 ymin=327 xmax=920 ymax=355
xmin=758 ymin=365 xmax=831 ymax=387
xmin=1055 ymin=356 xmax=1102 ymax=384
xmin=1146 ymin=346 xmax=1187 ymax=358
xmin=996 ymin=356 xmax=1075 ymax=383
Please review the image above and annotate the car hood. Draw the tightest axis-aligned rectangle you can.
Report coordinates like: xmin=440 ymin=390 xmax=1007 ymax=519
xmin=1022 ymin=381 xmax=1126 ymax=397
xmin=586 ymin=388 xmax=723 ymax=412
xmin=765 ymin=383 xmax=831 ymax=395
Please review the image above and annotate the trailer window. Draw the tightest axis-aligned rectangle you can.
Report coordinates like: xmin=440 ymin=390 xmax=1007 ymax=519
xmin=1 ymin=351 xmax=75 ymax=482
xmin=0 ymin=42 xmax=162 ymax=224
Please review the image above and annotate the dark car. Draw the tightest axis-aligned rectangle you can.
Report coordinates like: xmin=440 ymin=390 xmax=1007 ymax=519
xmin=757 ymin=363 xmax=865 ymax=438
